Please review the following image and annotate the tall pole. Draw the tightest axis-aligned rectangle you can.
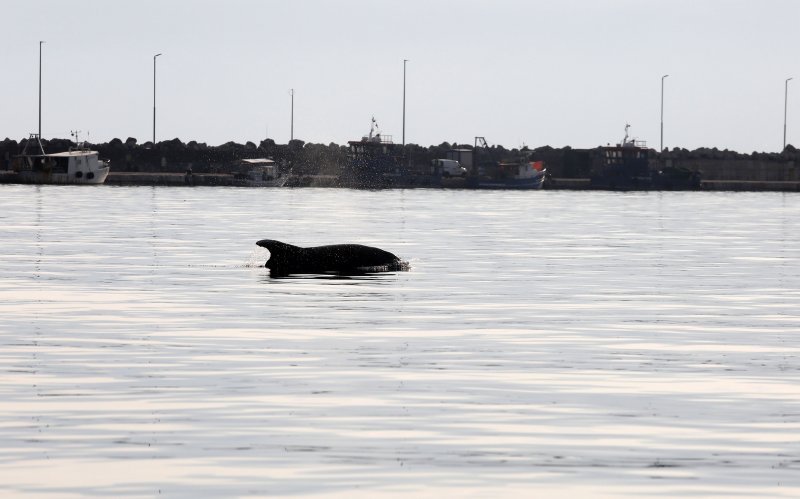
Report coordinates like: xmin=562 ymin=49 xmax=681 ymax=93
xmin=39 ymin=41 xmax=45 ymax=138
xmin=785 ymin=77 xmax=793 ymax=151
xmin=660 ymin=74 xmax=669 ymax=152
xmin=290 ymin=89 xmax=294 ymax=142
xmin=402 ymin=59 xmax=407 ymax=146
xmin=153 ymin=53 xmax=162 ymax=144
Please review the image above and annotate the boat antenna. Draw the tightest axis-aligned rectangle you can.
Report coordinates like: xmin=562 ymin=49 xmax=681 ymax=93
xmin=369 ymin=116 xmax=380 ymax=140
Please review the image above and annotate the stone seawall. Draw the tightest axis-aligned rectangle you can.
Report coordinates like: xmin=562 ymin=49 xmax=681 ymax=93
xmin=660 ymin=158 xmax=798 ymax=182
xmin=700 ymin=180 xmax=800 ymax=191
xmin=105 ymin=172 xmax=234 ymax=186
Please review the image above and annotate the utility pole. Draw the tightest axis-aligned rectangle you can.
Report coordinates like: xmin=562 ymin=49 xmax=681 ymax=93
xmin=785 ymin=77 xmax=793 ymax=151
xmin=153 ymin=53 xmax=162 ymax=144
xmin=290 ymin=89 xmax=294 ymax=142
xmin=402 ymin=59 xmax=408 ymax=146
xmin=39 ymin=41 xmax=45 ymax=138
xmin=660 ymin=74 xmax=669 ymax=152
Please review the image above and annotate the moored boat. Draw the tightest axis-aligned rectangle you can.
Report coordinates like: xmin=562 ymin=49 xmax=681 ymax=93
xmin=590 ymin=125 xmax=651 ymax=189
xmin=232 ymin=158 xmax=287 ymax=187
xmin=466 ymin=159 xmax=546 ymax=189
xmin=11 ymin=134 xmax=110 ymax=185
xmin=465 ymin=137 xmax=547 ymax=189
xmin=590 ymin=125 xmax=701 ymax=190
xmin=339 ymin=117 xmax=407 ymax=188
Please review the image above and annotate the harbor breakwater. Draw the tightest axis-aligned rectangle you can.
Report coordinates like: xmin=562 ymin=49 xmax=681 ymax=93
xmin=2 ymin=137 xmax=798 ymax=190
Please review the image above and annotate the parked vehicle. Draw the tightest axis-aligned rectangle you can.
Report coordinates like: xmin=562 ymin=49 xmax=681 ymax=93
xmin=431 ymin=158 xmax=467 ymax=177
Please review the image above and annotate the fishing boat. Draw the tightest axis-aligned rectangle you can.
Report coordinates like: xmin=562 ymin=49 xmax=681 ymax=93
xmin=590 ymin=125 xmax=701 ymax=190
xmin=467 ymin=159 xmax=546 ymax=189
xmin=465 ymin=137 xmax=547 ymax=189
xmin=339 ymin=117 xmax=407 ymax=188
xmin=11 ymin=134 xmax=110 ymax=185
xmin=232 ymin=158 xmax=287 ymax=187
xmin=590 ymin=125 xmax=651 ymax=189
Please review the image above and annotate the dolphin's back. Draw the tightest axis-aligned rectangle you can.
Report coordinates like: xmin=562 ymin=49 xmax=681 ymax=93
xmin=256 ymin=239 xmax=403 ymax=275
xmin=310 ymin=244 xmax=399 ymax=269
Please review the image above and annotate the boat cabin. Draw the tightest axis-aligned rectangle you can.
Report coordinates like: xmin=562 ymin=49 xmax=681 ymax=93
xmin=238 ymin=158 xmax=278 ymax=182
xmin=591 ymin=125 xmax=652 ymax=188
xmin=341 ymin=118 xmax=406 ymax=187
xmin=495 ymin=160 xmax=545 ymax=180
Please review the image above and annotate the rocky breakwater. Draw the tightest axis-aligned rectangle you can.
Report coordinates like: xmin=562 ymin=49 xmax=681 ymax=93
xmin=658 ymin=145 xmax=799 ymax=190
xmin=532 ymin=143 xmax=799 ymax=190
xmin=2 ymin=136 xmax=799 ymax=190
xmin=658 ymin=145 xmax=799 ymax=181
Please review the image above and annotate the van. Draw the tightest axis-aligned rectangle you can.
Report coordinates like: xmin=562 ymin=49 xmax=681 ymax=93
xmin=432 ymin=158 xmax=467 ymax=178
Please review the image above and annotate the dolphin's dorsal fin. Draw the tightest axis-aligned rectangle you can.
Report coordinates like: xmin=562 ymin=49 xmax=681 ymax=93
xmin=256 ymin=239 xmax=300 ymax=255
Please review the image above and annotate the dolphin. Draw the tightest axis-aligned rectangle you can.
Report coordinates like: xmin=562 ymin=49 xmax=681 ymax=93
xmin=256 ymin=239 xmax=406 ymax=276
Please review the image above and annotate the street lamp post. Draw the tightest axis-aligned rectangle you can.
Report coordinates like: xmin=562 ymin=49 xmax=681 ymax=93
xmin=39 ymin=41 xmax=45 ymax=138
xmin=660 ymin=74 xmax=669 ymax=152
xmin=402 ymin=59 xmax=408 ymax=146
xmin=290 ymin=89 xmax=294 ymax=142
xmin=785 ymin=77 xmax=793 ymax=151
xmin=153 ymin=53 xmax=162 ymax=144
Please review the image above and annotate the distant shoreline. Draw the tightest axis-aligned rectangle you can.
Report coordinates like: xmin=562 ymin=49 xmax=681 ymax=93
xmin=2 ymin=136 xmax=798 ymax=189
xmin=2 ymin=170 xmax=798 ymax=192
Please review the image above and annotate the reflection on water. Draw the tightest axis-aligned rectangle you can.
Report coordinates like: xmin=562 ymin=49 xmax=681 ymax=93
xmin=1 ymin=185 xmax=799 ymax=497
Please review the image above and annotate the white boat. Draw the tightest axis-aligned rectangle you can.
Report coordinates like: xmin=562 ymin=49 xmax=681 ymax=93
xmin=12 ymin=134 xmax=110 ymax=185
xmin=232 ymin=158 xmax=287 ymax=187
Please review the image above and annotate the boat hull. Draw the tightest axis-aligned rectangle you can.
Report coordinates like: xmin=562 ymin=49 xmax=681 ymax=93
xmin=232 ymin=176 xmax=288 ymax=187
xmin=466 ymin=172 xmax=546 ymax=190
xmin=15 ymin=167 xmax=110 ymax=185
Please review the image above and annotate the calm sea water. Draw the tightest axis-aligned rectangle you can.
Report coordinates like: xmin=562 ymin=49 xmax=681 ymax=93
xmin=1 ymin=185 xmax=799 ymax=498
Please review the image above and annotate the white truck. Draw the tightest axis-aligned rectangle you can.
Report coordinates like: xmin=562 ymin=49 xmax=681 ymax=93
xmin=431 ymin=158 xmax=467 ymax=178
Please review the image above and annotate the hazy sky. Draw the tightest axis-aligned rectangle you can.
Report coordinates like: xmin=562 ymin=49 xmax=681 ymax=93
xmin=3 ymin=0 xmax=798 ymax=152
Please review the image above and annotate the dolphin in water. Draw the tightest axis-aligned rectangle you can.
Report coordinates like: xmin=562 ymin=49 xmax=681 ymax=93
xmin=256 ymin=239 xmax=406 ymax=276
